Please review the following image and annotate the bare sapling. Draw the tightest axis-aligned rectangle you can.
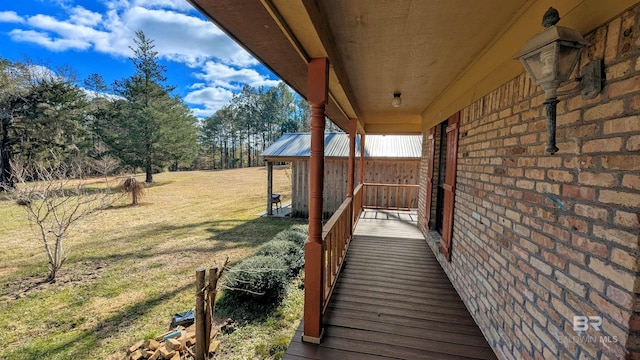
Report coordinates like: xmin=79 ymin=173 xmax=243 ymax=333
xmin=2 ymin=157 xmax=119 ymax=282
xmin=90 ymin=143 xmax=120 ymax=177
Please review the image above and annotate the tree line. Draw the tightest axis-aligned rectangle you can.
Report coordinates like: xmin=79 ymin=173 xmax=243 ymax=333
xmin=199 ymin=83 xmax=311 ymax=170
xmin=0 ymin=30 xmax=315 ymax=189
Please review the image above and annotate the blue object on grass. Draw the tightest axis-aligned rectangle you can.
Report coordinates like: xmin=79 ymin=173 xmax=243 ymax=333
xmin=170 ymin=309 xmax=195 ymax=329
xmin=162 ymin=330 xmax=182 ymax=341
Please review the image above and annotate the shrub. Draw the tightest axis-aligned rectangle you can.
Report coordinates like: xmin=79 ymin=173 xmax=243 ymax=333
xmin=224 ymin=255 xmax=288 ymax=301
xmin=255 ymin=240 xmax=304 ymax=278
xmin=119 ymin=177 xmax=144 ymax=205
xmin=272 ymin=229 xmax=307 ymax=247
xmin=289 ymin=224 xmax=309 ymax=236
xmin=255 ymin=334 xmax=291 ymax=359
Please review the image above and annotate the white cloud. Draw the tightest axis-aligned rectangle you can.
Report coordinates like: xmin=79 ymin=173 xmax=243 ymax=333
xmin=132 ymin=0 xmax=195 ymax=12
xmin=0 ymin=0 xmax=280 ymax=117
xmin=0 ymin=11 xmax=24 ymax=23
xmin=13 ymin=64 xmax=61 ymax=82
xmin=183 ymin=62 xmax=280 ymax=116
xmin=21 ymin=14 xmax=109 ymax=51
xmin=104 ymin=0 xmax=129 ymax=11
xmin=47 ymin=0 xmax=74 ymax=7
xmin=82 ymin=88 xmax=122 ymax=101
xmin=184 ymin=86 xmax=234 ymax=117
xmin=195 ymin=61 xmax=279 ymax=90
xmin=3 ymin=2 xmax=256 ymax=67
xmin=9 ymin=29 xmax=92 ymax=51
xmin=28 ymin=64 xmax=58 ymax=79
xmin=117 ymin=6 xmax=256 ymax=66
xmin=68 ymin=6 xmax=102 ymax=26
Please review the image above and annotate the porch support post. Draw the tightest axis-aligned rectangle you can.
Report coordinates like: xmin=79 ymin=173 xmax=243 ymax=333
xmin=359 ymin=133 xmax=365 ymax=184
xmin=347 ymin=118 xmax=356 ymax=198
xmin=303 ymin=57 xmax=329 ymax=343
xmin=266 ymin=161 xmax=273 ymax=216
xmin=347 ymin=118 xmax=357 ymax=237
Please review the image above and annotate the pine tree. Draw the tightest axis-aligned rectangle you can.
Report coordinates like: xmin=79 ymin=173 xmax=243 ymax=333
xmin=102 ymin=31 xmax=196 ymax=182
xmin=0 ymin=58 xmax=90 ymax=188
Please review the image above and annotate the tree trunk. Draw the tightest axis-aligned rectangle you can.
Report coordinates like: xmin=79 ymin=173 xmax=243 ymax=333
xmin=247 ymin=127 xmax=251 ymax=168
xmin=225 ymin=140 xmax=229 ymax=169
xmin=48 ymin=266 xmax=58 ymax=283
xmin=214 ymin=142 xmax=216 ymax=170
xmin=219 ymin=140 xmax=224 ymax=169
xmin=0 ymin=116 xmax=14 ymax=189
xmin=145 ymin=154 xmax=153 ymax=183
xmin=144 ymin=144 xmax=153 ymax=183
xmin=239 ymin=132 xmax=244 ymax=168
xmin=46 ymin=235 xmax=66 ymax=283
xmin=231 ymin=136 xmax=236 ymax=168
xmin=254 ymin=148 xmax=257 ymax=167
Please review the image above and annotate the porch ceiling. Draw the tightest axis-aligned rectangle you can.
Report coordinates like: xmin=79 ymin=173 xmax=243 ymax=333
xmin=302 ymin=0 xmax=525 ymax=133
xmin=187 ymin=0 xmax=637 ymax=134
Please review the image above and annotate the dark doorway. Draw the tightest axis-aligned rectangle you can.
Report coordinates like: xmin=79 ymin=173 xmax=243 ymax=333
xmin=435 ymin=119 xmax=448 ymax=234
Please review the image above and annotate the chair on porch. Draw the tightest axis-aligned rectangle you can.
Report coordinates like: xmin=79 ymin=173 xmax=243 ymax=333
xmin=271 ymin=193 xmax=282 ymax=213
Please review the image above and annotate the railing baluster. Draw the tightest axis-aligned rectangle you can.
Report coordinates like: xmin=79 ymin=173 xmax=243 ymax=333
xmin=375 ymin=185 xmax=378 ymax=209
xmin=321 ymin=196 xmax=354 ymax=312
xmin=335 ymin=231 xmax=339 ymax=272
xmin=362 ymin=183 xmax=418 ymax=210
xmin=319 ymin=187 xmax=361 ymax=311
xmin=396 ymin=186 xmax=400 ymax=209
xmin=411 ymin=187 xmax=414 ymax=209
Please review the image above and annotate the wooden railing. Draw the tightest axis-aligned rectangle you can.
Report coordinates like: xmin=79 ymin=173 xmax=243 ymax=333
xmin=321 ymin=196 xmax=352 ymax=311
xmin=353 ymin=184 xmax=364 ymax=226
xmin=310 ymin=183 xmax=415 ymax=332
xmin=362 ymin=183 xmax=419 ymax=210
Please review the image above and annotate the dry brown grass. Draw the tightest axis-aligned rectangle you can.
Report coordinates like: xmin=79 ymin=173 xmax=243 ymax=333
xmin=0 ymin=166 xmax=297 ymax=359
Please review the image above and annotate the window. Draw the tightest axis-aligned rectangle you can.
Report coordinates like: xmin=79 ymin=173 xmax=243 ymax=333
xmin=435 ymin=120 xmax=448 ymax=234
xmin=424 ymin=127 xmax=435 ymax=229
xmin=424 ymin=112 xmax=459 ymax=262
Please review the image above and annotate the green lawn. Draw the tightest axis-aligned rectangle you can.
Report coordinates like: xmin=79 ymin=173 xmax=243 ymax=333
xmin=0 ymin=167 xmax=303 ymax=359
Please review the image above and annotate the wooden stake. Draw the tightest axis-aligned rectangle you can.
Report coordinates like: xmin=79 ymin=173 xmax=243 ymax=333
xmin=195 ymin=267 xmax=206 ymax=360
xmin=205 ymin=265 xmax=218 ymax=351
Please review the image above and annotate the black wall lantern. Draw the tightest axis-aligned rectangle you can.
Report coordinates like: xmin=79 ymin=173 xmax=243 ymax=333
xmin=516 ymin=7 xmax=603 ymax=154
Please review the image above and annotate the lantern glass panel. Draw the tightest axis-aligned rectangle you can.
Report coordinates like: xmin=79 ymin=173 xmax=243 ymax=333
xmin=556 ymin=43 xmax=582 ymax=82
xmin=521 ymin=42 xmax=558 ymax=86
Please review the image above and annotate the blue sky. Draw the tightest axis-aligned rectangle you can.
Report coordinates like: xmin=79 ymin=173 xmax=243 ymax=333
xmin=0 ymin=0 xmax=280 ymax=117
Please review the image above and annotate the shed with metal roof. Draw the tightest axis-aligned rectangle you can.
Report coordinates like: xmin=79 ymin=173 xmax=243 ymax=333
xmin=262 ymin=133 xmax=422 ymax=160
xmin=262 ymin=133 xmax=422 ymax=218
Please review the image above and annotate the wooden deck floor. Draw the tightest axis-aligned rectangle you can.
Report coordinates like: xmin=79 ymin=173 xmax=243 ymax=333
xmin=284 ymin=210 xmax=497 ymax=360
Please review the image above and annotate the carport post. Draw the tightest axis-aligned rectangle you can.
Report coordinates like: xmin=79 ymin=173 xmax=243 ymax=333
xmin=267 ymin=161 xmax=273 ymax=216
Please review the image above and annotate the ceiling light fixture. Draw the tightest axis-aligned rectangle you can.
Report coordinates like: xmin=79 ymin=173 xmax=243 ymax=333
xmin=392 ymin=93 xmax=402 ymax=108
xmin=516 ymin=7 xmax=602 ymax=154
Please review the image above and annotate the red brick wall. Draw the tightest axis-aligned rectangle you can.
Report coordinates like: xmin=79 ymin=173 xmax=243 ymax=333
xmin=418 ymin=6 xmax=640 ymax=359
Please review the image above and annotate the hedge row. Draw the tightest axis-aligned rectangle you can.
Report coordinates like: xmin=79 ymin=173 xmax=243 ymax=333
xmin=223 ymin=224 xmax=308 ymax=302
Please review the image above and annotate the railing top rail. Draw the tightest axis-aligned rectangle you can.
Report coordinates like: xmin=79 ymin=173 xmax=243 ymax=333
xmin=322 ymin=196 xmax=352 ymax=239
xmin=363 ymin=182 xmax=419 ymax=188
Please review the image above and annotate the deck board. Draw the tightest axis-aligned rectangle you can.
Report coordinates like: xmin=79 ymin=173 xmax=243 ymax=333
xmin=284 ymin=209 xmax=497 ymax=360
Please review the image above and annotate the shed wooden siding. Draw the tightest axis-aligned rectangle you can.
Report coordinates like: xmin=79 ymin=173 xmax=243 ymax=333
xmin=291 ymin=158 xmax=420 ymax=218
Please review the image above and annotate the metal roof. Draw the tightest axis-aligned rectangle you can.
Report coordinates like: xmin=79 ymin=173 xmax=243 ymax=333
xmin=261 ymin=133 xmax=422 ymax=159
